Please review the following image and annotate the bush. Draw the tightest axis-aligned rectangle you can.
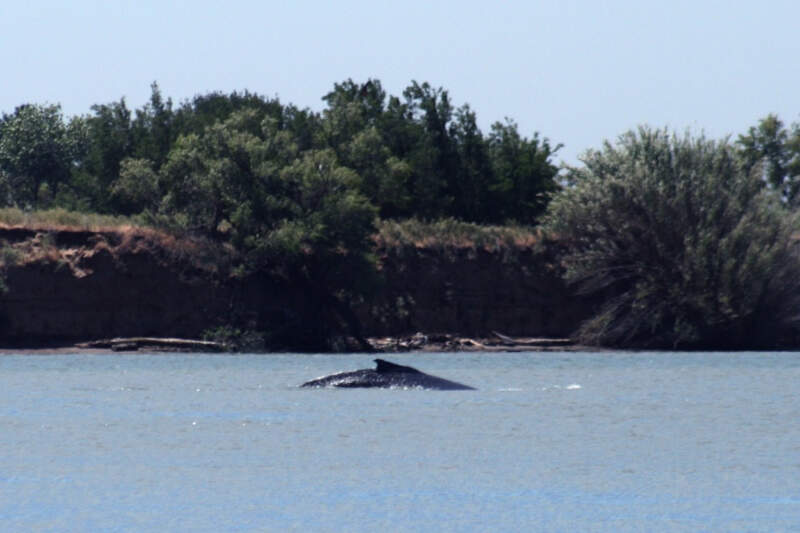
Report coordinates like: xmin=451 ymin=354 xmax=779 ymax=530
xmin=543 ymin=127 xmax=800 ymax=349
xmin=202 ymin=326 xmax=265 ymax=352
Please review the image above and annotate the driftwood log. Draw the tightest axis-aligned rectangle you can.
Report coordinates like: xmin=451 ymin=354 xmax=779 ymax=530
xmin=491 ymin=331 xmax=573 ymax=347
xmin=75 ymin=337 xmax=227 ymax=352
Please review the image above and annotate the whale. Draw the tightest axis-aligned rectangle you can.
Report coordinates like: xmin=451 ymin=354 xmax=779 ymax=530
xmin=301 ymin=359 xmax=476 ymax=390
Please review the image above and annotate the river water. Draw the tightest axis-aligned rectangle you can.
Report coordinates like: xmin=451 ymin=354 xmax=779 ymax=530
xmin=1 ymin=351 xmax=799 ymax=532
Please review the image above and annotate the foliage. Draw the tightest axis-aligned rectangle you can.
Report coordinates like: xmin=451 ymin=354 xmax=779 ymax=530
xmin=69 ymin=98 xmax=133 ymax=211
xmin=487 ymin=119 xmax=562 ymax=222
xmin=0 ymin=103 xmax=83 ymax=207
xmin=736 ymin=113 xmax=800 ymax=203
xmin=544 ymin=126 xmax=800 ymax=349
xmin=0 ymin=79 xmax=561 ymax=227
xmin=0 ymin=243 xmax=21 ymax=268
xmin=202 ymin=325 xmax=265 ymax=352
xmin=317 ymin=78 xmax=561 ymax=223
xmin=111 ymin=158 xmax=160 ymax=215
xmin=157 ymin=110 xmax=378 ymax=349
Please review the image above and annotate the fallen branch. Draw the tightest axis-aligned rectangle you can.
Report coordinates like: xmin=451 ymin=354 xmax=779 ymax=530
xmin=491 ymin=331 xmax=573 ymax=347
xmin=75 ymin=337 xmax=227 ymax=352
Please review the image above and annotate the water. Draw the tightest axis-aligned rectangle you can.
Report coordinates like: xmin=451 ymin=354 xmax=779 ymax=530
xmin=1 ymin=351 xmax=799 ymax=532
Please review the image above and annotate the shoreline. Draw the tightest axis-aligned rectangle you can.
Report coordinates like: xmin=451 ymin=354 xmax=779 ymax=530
xmin=3 ymin=337 xmax=798 ymax=354
xmin=367 ymin=332 xmax=583 ymax=352
xmin=0 ymin=333 xmax=586 ymax=355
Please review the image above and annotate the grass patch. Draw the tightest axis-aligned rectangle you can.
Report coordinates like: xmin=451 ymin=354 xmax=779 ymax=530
xmin=0 ymin=208 xmax=235 ymax=278
xmin=0 ymin=210 xmax=542 ymax=253
xmin=375 ymin=217 xmax=541 ymax=252
xmin=0 ymin=207 xmax=139 ymax=232
xmin=0 ymin=210 xmax=544 ymax=272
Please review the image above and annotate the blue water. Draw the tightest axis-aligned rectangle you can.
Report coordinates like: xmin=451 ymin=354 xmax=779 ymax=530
xmin=1 ymin=351 xmax=799 ymax=532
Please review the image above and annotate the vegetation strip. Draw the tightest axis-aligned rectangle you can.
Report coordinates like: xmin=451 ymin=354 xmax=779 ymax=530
xmin=1 ymin=79 xmax=799 ymax=350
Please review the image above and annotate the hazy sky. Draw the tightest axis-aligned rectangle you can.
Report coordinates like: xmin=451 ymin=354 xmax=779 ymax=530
xmin=2 ymin=0 xmax=798 ymax=165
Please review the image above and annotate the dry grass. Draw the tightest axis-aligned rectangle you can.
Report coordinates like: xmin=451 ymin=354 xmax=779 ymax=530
xmin=0 ymin=207 xmax=137 ymax=232
xmin=0 ymin=210 xmax=544 ymax=272
xmin=3 ymin=233 xmax=65 ymax=268
xmin=0 ymin=208 xmax=235 ymax=277
xmin=115 ymin=226 xmax=237 ymax=276
xmin=375 ymin=218 xmax=541 ymax=252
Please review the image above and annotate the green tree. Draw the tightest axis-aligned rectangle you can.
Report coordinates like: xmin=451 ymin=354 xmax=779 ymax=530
xmin=171 ymin=89 xmax=287 ymax=142
xmin=132 ymin=82 xmax=175 ymax=168
xmin=159 ymin=110 xmax=378 ymax=349
xmin=341 ymin=127 xmax=412 ymax=217
xmin=316 ymin=78 xmax=562 ymax=223
xmin=73 ymin=98 xmax=135 ymax=210
xmin=0 ymin=103 xmax=79 ymax=207
xmin=110 ymin=158 xmax=160 ymax=215
xmin=402 ymin=81 xmax=458 ymax=217
xmin=320 ymin=78 xmax=385 ymax=149
xmin=449 ymin=104 xmax=493 ymax=221
xmin=487 ymin=119 xmax=561 ymax=223
xmin=544 ymin=127 xmax=800 ymax=349
xmin=159 ymin=113 xmax=268 ymax=235
xmin=319 ymin=79 xmax=413 ymax=217
xmin=268 ymin=149 xmax=378 ymax=348
xmin=737 ymin=114 xmax=800 ymax=203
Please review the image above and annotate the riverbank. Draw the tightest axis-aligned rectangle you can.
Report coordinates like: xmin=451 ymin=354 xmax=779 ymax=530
xmin=0 ymin=223 xmax=593 ymax=350
xmin=0 ymin=333 xmax=587 ymax=355
xmin=367 ymin=332 xmax=581 ymax=352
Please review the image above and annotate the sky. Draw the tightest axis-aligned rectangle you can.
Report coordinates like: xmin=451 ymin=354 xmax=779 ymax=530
xmin=1 ymin=0 xmax=799 ymax=166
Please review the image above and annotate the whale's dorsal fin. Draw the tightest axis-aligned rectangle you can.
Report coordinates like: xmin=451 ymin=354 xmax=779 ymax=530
xmin=374 ymin=359 xmax=421 ymax=374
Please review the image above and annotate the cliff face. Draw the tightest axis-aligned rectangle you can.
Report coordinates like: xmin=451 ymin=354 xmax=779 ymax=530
xmin=359 ymin=245 xmax=590 ymax=337
xmin=0 ymin=227 xmax=588 ymax=345
xmin=0 ymin=227 xmax=283 ymax=345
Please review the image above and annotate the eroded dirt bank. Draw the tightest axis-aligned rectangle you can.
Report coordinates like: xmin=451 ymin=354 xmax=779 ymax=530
xmin=0 ymin=226 xmax=590 ymax=347
xmin=359 ymin=244 xmax=591 ymax=337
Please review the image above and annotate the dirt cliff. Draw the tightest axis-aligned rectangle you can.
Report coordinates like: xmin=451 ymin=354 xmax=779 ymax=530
xmin=0 ymin=226 xmax=589 ymax=346
xmin=360 ymin=244 xmax=591 ymax=337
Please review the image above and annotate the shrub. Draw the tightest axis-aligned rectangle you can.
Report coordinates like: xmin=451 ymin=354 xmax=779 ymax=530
xmin=0 ymin=244 xmax=20 ymax=267
xmin=202 ymin=326 xmax=265 ymax=352
xmin=543 ymin=127 xmax=800 ymax=349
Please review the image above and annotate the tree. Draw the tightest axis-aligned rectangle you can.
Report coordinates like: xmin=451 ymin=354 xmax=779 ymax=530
xmin=171 ymin=89 xmax=286 ymax=142
xmin=159 ymin=111 xmax=272 ymax=235
xmin=736 ymin=114 xmax=800 ymax=203
xmin=449 ymin=104 xmax=492 ymax=221
xmin=402 ymin=81 xmax=458 ymax=217
xmin=0 ymin=103 xmax=79 ymax=207
xmin=269 ymin=149 xmax=379 ymax=348
xmin=340 ymin=126 xmax=412 ymax=217
xmin=319 ymin=79 xmax=413 ymax=217
xmin=544 ymin=127 xmax=800 ymax=349
xmin=158 ymin=110 xmax=378 ymax=349
xmin=315 ymin=77 xmax=562 ymax=223
xmin=110 ymin=158 xmax=160 ymax=215
xmin=487 ymin=119 xmax=561 ymax=223
xmin=73 ymin=98 xmax=135 ymax=210
xmin=132 ymin=82 xmax=175 ymax=168
xmin=320 ymin=78 xmax=386 ymax=149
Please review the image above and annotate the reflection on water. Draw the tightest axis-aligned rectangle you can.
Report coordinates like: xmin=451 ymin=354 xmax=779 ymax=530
xmin=1 ymin=351 xmax=799 ymax=532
